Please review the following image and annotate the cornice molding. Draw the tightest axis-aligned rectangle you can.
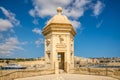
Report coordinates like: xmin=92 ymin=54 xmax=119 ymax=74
xmin=42 ymin=23 xmax=76 ymax=36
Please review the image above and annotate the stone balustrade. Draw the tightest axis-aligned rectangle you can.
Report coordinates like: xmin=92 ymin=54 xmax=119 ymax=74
xmin=70 ymin=68 xmax=120 ymax=79
xmin=0 ymin=69 xmax=54 ymax=80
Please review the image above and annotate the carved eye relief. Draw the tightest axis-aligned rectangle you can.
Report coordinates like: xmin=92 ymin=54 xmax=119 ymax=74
xmin=46 ymin=39 xmax=50 ymax=46
xmin=60 ymin=37 xmax=64 ymax=41
xmin=59 ymin=35 xmax=64 ymax=43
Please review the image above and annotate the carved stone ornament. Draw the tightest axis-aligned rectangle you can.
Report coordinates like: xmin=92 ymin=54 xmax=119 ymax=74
xmin=46 ymin=39 xmax=50 ymax=46
xmin=59 ymin=35 xmax=64 ymax=43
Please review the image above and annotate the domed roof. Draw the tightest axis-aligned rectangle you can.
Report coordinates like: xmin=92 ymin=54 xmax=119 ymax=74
xmin=46 ymin=7 xmax=71 ymax=26
xmin=43 ymin=7 xmax=76 ymax=36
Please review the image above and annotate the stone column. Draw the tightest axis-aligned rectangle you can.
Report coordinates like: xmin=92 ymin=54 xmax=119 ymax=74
xmin=55 ymin=61 xmax=59 ymax=74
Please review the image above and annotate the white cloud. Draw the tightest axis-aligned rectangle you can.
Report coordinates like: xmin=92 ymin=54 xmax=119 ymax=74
xmin=35 ymin=38 xmax=44 ymax=47
xmin=29 ymin=0 xmax=88 ymax=29
xmin=21 ymin=41 xmax=28 ymax=45
xmin=0 ymin=7 xmax=20 ymax=26
xmin=0 ymin=19 xmax=13 ymax=31
xmin=0 ymin=7 xmax=20 ymax=32
xmin=32 ymin=28 xmax=43 ymax=47
xmin=32 ymin=19 xmax=39 ymax=25
xmin=29 ymin=0 xmax=90 ymax=19
xmin=29 ymin=0 xmax=70 ymax=18
xmin=93 ymin=1 xmax=104 ymax=16
xmin=70 ymin=20 xmax=81 ymax=30
xmin=10 ymin=29 xmax=15 ymax=33
xmin=96 ymin=20 xmax=103 ymax=28
xmin=64 ymin=0 xmax=91 ymax=19
xmin=0 ymin=37 xmax=23 ymax=55
xmin=32 ymin=28 xmax=42 ymax=35
xmin=29 ymin=0 xmax=104 ymax=30
xmin=0 ymin=7 xmax=26 ymax=56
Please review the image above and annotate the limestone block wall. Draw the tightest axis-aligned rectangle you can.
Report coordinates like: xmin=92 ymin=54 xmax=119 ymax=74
xmin=44 ymin=32 xmax=75 ymax=71
xmin=0 ymin=69 xmax=54 ymax=80
xmin=71 ymin=68 xmax=120 ymax=79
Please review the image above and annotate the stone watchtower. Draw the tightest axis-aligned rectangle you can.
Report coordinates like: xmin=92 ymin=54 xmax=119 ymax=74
xmin=42 ymin=7 xmax=76 ymax=73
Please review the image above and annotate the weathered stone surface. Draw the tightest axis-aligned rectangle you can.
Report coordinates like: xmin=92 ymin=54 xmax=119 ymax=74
xmin=42 ymin=7 xmax=76 ymax=74
xmin=15 ymin=74 xmax=118 ymax=80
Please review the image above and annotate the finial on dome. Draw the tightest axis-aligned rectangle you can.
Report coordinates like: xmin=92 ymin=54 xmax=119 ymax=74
xmin=57 ymin=7 xmax=62 ymax=14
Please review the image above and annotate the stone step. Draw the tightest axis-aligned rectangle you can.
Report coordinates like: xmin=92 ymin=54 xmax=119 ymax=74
xmin=59 ymin=69 xmax=66 ymax=74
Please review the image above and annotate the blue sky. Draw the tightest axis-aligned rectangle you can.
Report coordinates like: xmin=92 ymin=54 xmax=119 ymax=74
xmin=0 ymin=0 xmax=120 ymax=58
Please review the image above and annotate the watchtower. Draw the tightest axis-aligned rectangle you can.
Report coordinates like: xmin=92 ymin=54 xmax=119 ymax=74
xmin=42 ymin=7 xmax=76 ymax=73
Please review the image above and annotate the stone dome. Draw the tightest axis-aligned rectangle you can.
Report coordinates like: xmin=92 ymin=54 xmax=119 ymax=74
xmin=46 ymin=7 xmax=71 ymax=26
xmin=43 ymin=7 xmax=76 ymax=36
